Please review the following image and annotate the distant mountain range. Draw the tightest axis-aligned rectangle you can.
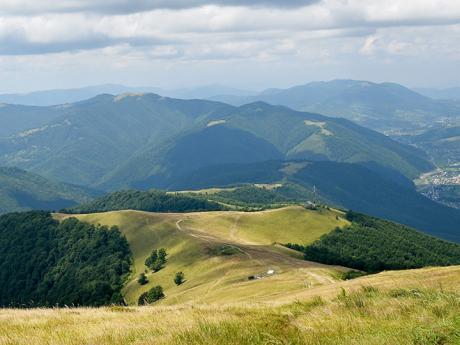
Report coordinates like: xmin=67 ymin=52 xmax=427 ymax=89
xmin=0 ymin=93 xmax=433 ymax=190
xmin=0 ymin=84 xmax=255 ymax=107
xmin=0 ymin=167 xmax=96 ymax=214
xmin=210 ymin=80 xmax=460 ymax=132
xmin=2 ymin=80 xmax=459 ymax=134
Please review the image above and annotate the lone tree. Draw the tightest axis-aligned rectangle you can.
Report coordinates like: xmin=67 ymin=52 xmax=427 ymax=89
xmin=174 ymin=272 xmax=185 ymax=285
xmin=137 ymin=273 xmax=148 ymax=285
xmin=138 ymin=285 xmax=164 ymax=305
xmin=145 ymin=248 xmax=168 ymax=272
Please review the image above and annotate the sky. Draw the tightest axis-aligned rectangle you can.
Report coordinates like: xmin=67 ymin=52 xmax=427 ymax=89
xmin=0 ymin=0 xmax=459 ymax=93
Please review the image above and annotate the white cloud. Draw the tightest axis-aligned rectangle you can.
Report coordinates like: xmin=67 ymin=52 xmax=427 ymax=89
xmin=0 ymin=0 xmax=459 ymax=91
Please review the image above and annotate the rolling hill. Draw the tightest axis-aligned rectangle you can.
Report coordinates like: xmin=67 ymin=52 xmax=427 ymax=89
xmin=0 ymin=94 xmax=433 ymax=190
xmin=55 ymin=205 xmax=460 ymax=306
xmin=56 ymin=207 xmax=349 ymax=305
xmin=0 ymin=167 xmax=95 ymax=214
xmin=211 ymin=80 xmax=460 ymax=132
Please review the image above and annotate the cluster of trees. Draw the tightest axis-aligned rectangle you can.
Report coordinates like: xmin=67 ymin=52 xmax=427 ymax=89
xmin=0 ymin=211 xmax=132 ymax=307
xmin=298 ymin=211 xmax=460 ymax=273
xmin=137 ymin=247 xmax=185 ymax=305
xmin=145 ymin=248 xmax=168 ymax=272
xmin=62 ymin=189 xmax=223 ymax=214
xmin=203 ymin=183 xmax=320 ymax=210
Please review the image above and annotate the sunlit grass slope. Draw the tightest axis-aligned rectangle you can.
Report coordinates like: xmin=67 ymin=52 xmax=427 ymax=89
xmin=56 ymin=206 xmax=348 ymax=305
xmin=1 ymin=266 xmax=459 ymax=345
xmin=182 ymin=206 xmax=349 ymax=245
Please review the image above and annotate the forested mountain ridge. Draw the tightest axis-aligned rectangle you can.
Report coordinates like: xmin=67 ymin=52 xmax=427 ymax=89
xmin=0 ymin=94 xmax=235 ymax=187
xmin=0 ymin=93 xmax=433 ymax=190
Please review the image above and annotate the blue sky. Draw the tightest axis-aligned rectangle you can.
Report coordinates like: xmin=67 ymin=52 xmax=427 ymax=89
xmin=0 ymin=0 xmax=459 ymax=92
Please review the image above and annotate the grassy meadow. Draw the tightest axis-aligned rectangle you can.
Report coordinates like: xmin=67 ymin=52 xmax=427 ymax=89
xmin=1 ymin=266 xmax=459 ymax=345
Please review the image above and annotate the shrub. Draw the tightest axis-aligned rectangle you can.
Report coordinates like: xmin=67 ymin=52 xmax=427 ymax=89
xmin=174 ymin=272 xmax=185 ymax=286
xmin=138 ymin=286 xmax=165 ymax=305
xmin=138 ymin=273 xmax=148 ymax=285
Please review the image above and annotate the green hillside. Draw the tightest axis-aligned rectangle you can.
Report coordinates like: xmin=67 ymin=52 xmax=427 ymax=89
xmin=103 ymin=101 xmax=433 ymax=189
xmin=225 ymin=102 xmax=433 ymax=177
xmin=0 ymin=94 xmax=234 ymax=186
xmin=100 ymin=125 xmax=283 ymax=190
xmin=0 ymin=94 xmax=433 ymax=190
xmin=0 ymin=167 xmax=95 ymax=214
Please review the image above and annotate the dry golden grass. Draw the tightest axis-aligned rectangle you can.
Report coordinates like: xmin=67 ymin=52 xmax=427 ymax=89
xmin=1 ymin=265 xmax=459 ymax=345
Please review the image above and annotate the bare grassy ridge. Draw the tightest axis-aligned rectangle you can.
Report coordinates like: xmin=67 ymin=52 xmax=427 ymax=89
xmin=1 ymin=266 xmax=459 ymax=345
xmin=55 ymin=207 xmax=348 ymax=305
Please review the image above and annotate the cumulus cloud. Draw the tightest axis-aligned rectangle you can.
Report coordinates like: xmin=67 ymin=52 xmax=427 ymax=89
xmin=0 ymin=0 xmax=459 ymax=91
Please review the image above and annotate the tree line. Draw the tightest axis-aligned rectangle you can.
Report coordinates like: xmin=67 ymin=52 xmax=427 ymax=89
xmin=62 ymin=189 xmax=224 ymax=214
